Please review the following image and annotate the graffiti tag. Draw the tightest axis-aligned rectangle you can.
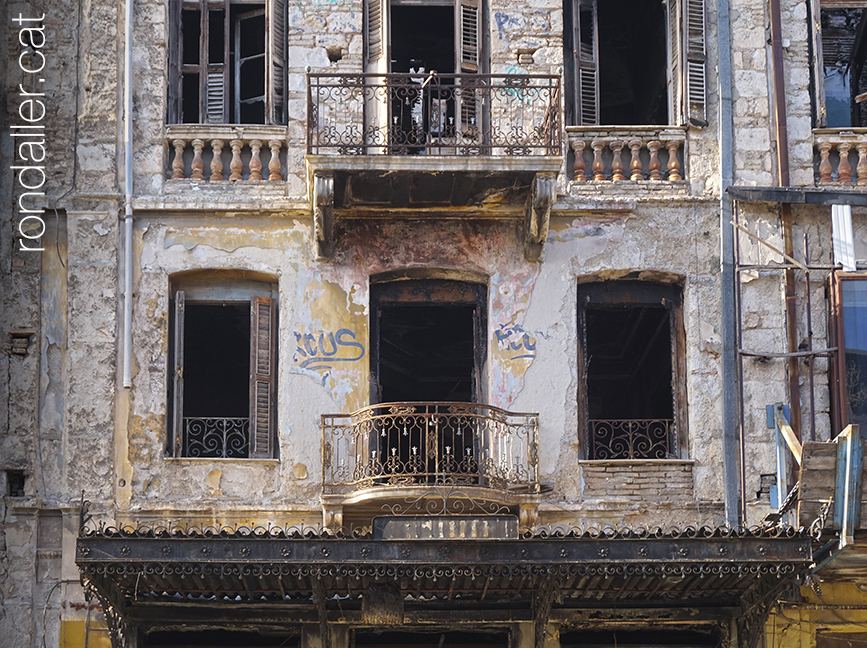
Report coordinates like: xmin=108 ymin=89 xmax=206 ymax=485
xmin=495 ymin=325 xmax=536 ymax=361
xmin=294 ymin=328 xmax=365 ymax=370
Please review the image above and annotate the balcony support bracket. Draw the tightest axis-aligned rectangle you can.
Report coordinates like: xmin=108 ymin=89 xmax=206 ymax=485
xmin=313 ymin=170 xmax=334 ymax=259
xmin=526 ymin=173 xmax=556 ymax=261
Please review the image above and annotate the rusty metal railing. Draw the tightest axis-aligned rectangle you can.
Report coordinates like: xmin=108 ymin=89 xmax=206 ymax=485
xmin=307 ymin=73 xmax=561 ymax=156
xmin=322 ymin=402 xmax=539 ymax=494
xmin=589 ymin=419 xmax=673 ymax=460
xmin=184 ymin=417 xmax=250 ymax=458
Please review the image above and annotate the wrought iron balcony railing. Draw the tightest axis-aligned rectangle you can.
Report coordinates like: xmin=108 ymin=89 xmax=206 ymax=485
xmin=184 ymin=417 xmax=250 ymax=458
xmin=322 ymin=402 xmax=540 ymax=495
xmin=307 ymin=73 xmax=561 ymax=157
xmin=589 ymin=419 xmax=674 ymax=460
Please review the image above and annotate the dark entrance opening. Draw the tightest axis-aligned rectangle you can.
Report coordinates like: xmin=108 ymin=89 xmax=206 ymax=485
xmin=390 ymin=5 xmax=455 ymax=74
xmin=146 ymin=629 xmax=298 ymax=647
xmin=184 ymin=303 xmax=250 ymax=418
xmin=597 ymin=0 xmax=668 ymax=125
xmin=355 ymin=629 xmax=509 ymax=648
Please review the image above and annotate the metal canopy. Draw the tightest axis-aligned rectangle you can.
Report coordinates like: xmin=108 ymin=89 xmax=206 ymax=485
xmin=726 ymin=185 xmax=867 ymax=206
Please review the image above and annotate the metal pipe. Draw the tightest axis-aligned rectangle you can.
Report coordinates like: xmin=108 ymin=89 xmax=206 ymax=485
xmin=769 ymin=0 xmax=802 ymax=437
xmin=804 ymin=234 xmax=816 ymax=441
xmin=122 ymin=0 xmax=134 ymax=387
xmin=718 ymin=0 xmax=741 ymax=526
xmin=734 ymin=201 xmax=748 ymax=525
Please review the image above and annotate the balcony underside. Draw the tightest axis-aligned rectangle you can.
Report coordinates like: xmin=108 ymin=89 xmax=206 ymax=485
xmin=306 ymin=156 xmax=562 ymax=260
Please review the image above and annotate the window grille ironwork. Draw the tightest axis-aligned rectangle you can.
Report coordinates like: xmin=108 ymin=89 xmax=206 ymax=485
xmin=589 ymin=419 xmax=673 ymax=460
xmin=184 ymin=416 xmax=251 ymax=458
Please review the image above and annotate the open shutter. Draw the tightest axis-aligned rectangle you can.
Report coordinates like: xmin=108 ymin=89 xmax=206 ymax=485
xmin=667 ymin=0 xmax=682 ymax=124
xmin=250 ymin=296 xmax=277 ymax=458
xmin=167 ymin=0 xmax=182 ymax=123
xmin=575 ymin=0 xmax=599 ymax=125
xmin=172 ymin=292 xmax=185 ymax=457
xmin=267 ymin=0 xmax=287 ymax=125
xmin=457 ymin=0 xmax=481 ymax=134
xmin=683 ymin=0 xmax=707 ymax=126
xmin=365 ymin=0 xmax=383 ymax=66
xmin=808 ymin=0 xmax=827 ymax=127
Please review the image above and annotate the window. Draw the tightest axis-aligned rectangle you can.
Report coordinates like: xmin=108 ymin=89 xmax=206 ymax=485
xmin=168 ymin=280 xmax=277 ymax=458
xmin=370 ymin=279 xmax=486 ymax=403
xmin=578 ymin=281 xmax=686 ymax=459
xmin=563 ymin=0 xmax=706 ymax=126
xmin=364 ymin=0 xmax=483 ymax=145
xmin=811 ymin=6 xmax=867 ymax=128
xmin=829 ymin=274 xmax=867 ymax=434
xmin=167 ymin=0 xmax=287 ymax=124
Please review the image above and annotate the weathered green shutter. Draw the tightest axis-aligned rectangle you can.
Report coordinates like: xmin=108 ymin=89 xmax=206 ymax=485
xmin=249 ymin=296 xmax=277 ymax=458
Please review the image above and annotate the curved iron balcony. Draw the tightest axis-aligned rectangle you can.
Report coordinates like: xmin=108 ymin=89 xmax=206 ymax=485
xmin=322 ymin=402 xmax=540 ymax=495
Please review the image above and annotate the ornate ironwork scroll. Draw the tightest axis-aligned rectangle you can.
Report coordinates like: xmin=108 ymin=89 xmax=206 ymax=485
xmin=307 ymin=73 xmax=561 ymax=156
xmin=589 ymin=419 xmax=673 ymax=459
xmin=184 ymin=417 xmax=250 ymax=458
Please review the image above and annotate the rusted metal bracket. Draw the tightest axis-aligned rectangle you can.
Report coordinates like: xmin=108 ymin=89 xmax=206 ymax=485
xmin=525 ymin=173 xmax=555 ymax=261
xmin=313 ymin=170 xmax=334 ymax=259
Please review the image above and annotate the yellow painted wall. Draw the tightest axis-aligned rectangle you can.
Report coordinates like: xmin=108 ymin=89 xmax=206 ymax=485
xmin=60 ymin=619 xmax=113 ymax=648
xmin=767 ymin=583 xmax=867 ymax=648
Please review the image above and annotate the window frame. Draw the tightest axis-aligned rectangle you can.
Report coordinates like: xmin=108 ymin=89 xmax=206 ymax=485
xmin=167 ymin=0 xmax=287 ymax=125
xmin=829 ymin=272 xmax=867 ymax=435
xmin=167 ymin=279 xmax=278 ymax=459
xmin=563 ymin=0 xmax=707 ymax=128
xmin=577 ymin=280 xmax=688 ymax=460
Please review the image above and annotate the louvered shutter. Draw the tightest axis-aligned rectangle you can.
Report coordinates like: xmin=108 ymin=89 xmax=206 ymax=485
xmin=683 ymin=0 xmax=707 ymax=126
xmin=167 ymin=0 xmax=182 ymax=123
xmin=667 ymin=0 xmax=682 ymax=124
xmin=267 ymin=0 xmax=287 ymax=125
xmin=249 ymin=296 xmax=277 ymax=458
xmin=172 ymin=292 xmax=185 ymax=456
xmin=575 ymin=0 xmax=599 ymax=125
xmin=457 ymin=0 xmax=481 ymax=133
xmin=809 ymin=0 xmax=826 ymax=127
xmin=365 ymin=0 xmax=383 ymax=65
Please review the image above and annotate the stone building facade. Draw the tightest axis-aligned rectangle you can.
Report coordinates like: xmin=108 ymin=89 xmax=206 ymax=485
xmin=2 ymin=0 xmax=867 ymax=647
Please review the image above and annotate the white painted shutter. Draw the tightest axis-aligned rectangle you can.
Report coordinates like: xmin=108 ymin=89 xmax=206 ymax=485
xmin=366 ymin=0 xmax=384 ymax=66
xmin=684 ymin=0 xmax=707 ymax=126
xmin=249 ymin=296 xmax=277 ymax=458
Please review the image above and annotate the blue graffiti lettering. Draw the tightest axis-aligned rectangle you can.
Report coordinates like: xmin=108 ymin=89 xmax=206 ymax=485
xmin=295 ymin=327 xmax=366 ymax=370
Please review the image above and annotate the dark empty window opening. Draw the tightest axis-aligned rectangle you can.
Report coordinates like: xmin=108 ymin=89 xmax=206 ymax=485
xmin=390 ymin=5 xmax=454 ymax=74
xmin=378 ymin=305 xmax=475 ymax=402
xmin=597 ymin=0 xmax=668 ymax=125
xmin=168 ymin=284 xmax=277 ymax=459
xmin=579 ymin=281 xmax=684 ymax=460
xmin=821 ymin=8 xmax=867 ymax=128
xmin=560 ymin=629 xmax=720 ymax=648
xmin=6 ymin=471 xmax=26 ymax=497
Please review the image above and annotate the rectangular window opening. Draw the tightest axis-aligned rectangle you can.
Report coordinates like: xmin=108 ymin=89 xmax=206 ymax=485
xmin=821 ymin=8 xmax=867 ymax=128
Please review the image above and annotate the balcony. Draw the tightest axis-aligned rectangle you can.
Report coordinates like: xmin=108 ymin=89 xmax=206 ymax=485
xmin=305 ymin=73 xmax=563 ymax=260
xmin=321 ymin=402 xmax=540 ymax=527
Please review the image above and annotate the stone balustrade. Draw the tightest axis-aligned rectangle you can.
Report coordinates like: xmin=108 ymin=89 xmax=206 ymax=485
xmin=567 ymin=126 xmax=687 ymax=183
xmin=165 ymin=125 xmax=287 ymax=183
xmin=814 ymin=129 xmax=867 ymax=185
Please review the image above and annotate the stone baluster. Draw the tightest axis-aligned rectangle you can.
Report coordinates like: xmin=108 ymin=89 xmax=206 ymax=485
xmin=210 ymin=139 xmax=224 ymax=181
xmin=610 ymin=140 xmax=625 ymax=181
xmin=571 ymin=139 xmax=587 ymax=181
xmin=628 ymin=140 xmax=643 ymax=181
xmin=817 ymin=141 xmax=833 ymax=183
xmin=249 ymin=139 xmax=263 ymax=180
xmin=666 ymin=140 xmax=682 ymax=181
xmin=591 ymin=140 xmax=606 ymax=181
xmin=190 ymin=139 xmax=205 ymax=181
xmin=837 ymin=142 xmax=853 ymax=183
xmin=647 ymin=140 xmax=662 ymax=181
xmin=171 ymin=139 xmax=186 ymax=180
xmin=268 ymin=140 xmax=282 ymax=181
xmin=229 ymin=139 xmax=244 ymax=181
xmin=857 ymin=142 xmax=867 ymax=186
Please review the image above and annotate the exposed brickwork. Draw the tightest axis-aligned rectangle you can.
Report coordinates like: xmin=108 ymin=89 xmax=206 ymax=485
xmin=581 ymin=462 xmax=695 ymax=501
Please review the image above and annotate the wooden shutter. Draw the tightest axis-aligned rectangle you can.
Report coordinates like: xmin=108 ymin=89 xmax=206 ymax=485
xmin=249 ymin=296 xmax=277 ymax=458
xmin=366 ymin=0 xmax=383 ymax=66
xmin=575 ymin=0 xmax=599 ymax=125
xmin=167 ymin=0 xmax=182 ymax=123
xmin=172 ymin=292 xmax=185 ymax=457
xmin=667 ymin=0 xmax=682 ymax=124
xmin=808 ymin=0 xmax=827 ymax=127
xmin=459 ymin=0 xmax=480 ymax=73
xmin=267 ymin=0 xmax=287 ymax=125
xmin=683 ymin=0 xmax=707 ymax=126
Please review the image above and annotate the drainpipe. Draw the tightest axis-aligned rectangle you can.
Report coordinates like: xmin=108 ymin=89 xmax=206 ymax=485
xmin=769 ymin=0 xmax=802 ymax=439
xmin=718 ymin=0 xmax=741 ymax=526
xmin=122 ymin=0 xmax=134 ymax=388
